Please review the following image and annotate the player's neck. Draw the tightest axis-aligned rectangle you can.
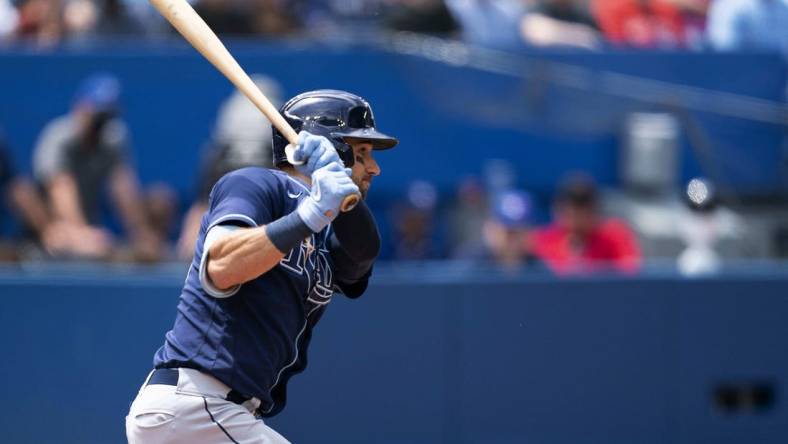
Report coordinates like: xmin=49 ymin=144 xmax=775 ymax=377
xmin=280 ymin=166 xmax=311 ymax=187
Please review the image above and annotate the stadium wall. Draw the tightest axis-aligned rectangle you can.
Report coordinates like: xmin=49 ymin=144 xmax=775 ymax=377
xmin=1 ymin=267 xmax=786 ymax=443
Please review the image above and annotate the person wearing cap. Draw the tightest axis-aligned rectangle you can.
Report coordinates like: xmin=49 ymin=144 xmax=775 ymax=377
xmin=531 ymin=174 xmax=641 ymax=273
xmin=480 ymin=189 xmax=541 ymax=270
xmin=32 ymin=73 xmax=172 ymax=261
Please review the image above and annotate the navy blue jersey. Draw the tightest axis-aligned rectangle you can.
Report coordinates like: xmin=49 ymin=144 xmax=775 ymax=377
xmin=154 ymin=167 xmax=367 ymax=417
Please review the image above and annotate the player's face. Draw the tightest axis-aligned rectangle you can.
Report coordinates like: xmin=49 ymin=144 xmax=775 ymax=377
xmin=347 ymin=141 xmax=380 ymax=199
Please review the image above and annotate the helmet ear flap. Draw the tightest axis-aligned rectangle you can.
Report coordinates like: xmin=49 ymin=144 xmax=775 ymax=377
xmin=334 ymin=138 xmax=355 ymax=168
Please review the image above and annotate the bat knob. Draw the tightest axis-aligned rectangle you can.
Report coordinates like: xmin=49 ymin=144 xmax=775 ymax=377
xmin=284 ymin=144 xmax=304 ymax=166
xmin=340 ymin=192 xmax=360 ymax=213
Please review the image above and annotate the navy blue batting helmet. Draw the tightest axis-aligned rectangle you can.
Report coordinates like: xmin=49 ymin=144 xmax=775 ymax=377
xmin=272 ymin=90 xmax=398 ymax=168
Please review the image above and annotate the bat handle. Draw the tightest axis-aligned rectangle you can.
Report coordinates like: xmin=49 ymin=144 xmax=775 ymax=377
xmin=285 ymin=143 xmax=360 ymax=213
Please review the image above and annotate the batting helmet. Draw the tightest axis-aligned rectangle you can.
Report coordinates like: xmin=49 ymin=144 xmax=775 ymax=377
xmin=272 ymin=90 xmax=398 ymax=168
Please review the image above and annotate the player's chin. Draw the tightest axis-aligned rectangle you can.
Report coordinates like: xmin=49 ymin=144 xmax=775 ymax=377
xmin=359 ymin=181 xmax=371 ymax=199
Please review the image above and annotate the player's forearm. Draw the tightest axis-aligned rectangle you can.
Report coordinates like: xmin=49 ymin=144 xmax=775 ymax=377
xmin=206 ymin=225 xmax=287 ymax=290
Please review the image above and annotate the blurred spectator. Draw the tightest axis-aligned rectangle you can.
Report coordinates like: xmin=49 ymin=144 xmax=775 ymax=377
xmin=295 ymin=0 xmax=386 ymax=32
xmin=252 ymin=0 xmax=301 ymax=36
xmin=16 ymin=0 xmax=64 ymax=45
xmin=388 ymin=180 xmax=443 ymax=259
xmin=591 ymin=0 xmax=708 ymax=48
xmin=291 ymin=0 xmax=456 ymax=36
xmin=520 ymin=0 xmax=603 ymax=49
xmin=62 ymin=0 xmax=97 ymax=38
xmin=176 ymin=75 xmax=282 ymax=260
xmin=13 ymin=0 xmax=164 ymax=44
xmin=445 ymin=0 xmax=527 ymax=48
xmin=532 ymin=175 xmax=641 ymax=273
xmin=384 ymin=0 xmax=459 ymax=34
xmin=448 ymin=176 xmax=488 ymax=258
xmin=32 ymin=73 xmax=174 ymax=261
xmin=707 ymin=0 xmax=788 ymax=53
xmin=192 ymin=0 xmax=255 ymax=35
xmin=0 ymin=131 xmax=53 ymax=260
xmin=0 ymin=0 xmax=19 ymax=41
xmin=97 ymin=0 xmax=146 ymax=36
xmin=480 ymin=189 xmax=541 ymax=270
xmin=193 ymin=0 xmax=298 ymax=36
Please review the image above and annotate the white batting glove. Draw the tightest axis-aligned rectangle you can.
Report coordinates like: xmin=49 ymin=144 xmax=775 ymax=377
xmin=297 ymin=162 xmax=359 ymax=233
xmin=287 ymin=131 xmax=343 ymax=177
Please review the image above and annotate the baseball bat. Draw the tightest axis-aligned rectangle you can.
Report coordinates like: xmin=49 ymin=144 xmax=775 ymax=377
xmin=149 ymin=0 xmax=360 ymax=212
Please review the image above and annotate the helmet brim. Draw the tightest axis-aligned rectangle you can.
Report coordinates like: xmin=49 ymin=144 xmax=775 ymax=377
xmin=336 ymin=128 xmax=399 ymax=150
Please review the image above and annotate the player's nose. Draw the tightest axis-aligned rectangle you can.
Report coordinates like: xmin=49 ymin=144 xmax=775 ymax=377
xmin=367 ymin=155 xmax=380 ymax=177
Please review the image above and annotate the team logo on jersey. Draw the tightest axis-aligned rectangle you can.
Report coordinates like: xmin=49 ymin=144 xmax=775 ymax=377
xmin=279 ymin=233 xmax=334 ymax=313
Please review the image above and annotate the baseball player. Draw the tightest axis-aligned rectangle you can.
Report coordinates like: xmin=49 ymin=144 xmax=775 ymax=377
xmin=126 ymin=90 xmax=397 ymax=444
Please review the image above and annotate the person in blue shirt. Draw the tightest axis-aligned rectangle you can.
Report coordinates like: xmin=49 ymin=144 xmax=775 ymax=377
xmin=126 ymin=90 xmax=397 ymax=444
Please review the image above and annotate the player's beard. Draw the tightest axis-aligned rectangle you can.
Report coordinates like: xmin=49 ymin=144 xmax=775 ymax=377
xmin=355 ymin=175 xmax=372 ymax=200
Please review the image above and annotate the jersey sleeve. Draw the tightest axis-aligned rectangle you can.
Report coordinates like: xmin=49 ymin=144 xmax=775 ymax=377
xmin=205 ymin=168 xmax=282 ymax=230
xmin=333 ymin=267 xmax=372 ymax=299
xmin=329 ymin=234 xmax=373 ymax=299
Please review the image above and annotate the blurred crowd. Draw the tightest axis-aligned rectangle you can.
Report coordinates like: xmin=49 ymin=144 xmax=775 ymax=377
xmin=0 ymin=69 xmax=783 ymax=275
xmin=386 ymin=170 xmax=644 ymax=275
xmin=0 ymin=71 xmax=654 ymax=275
xmin=0 ymin=0 xmax=785 ymax=53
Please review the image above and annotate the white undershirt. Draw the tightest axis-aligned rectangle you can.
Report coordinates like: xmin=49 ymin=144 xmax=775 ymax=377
xmin=199 ymin=224 xmax=243 ymax=298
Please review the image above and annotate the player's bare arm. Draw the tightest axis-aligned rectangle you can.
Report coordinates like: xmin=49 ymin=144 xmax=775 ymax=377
xmin=206 ymin=225 xmax=286 ymax=291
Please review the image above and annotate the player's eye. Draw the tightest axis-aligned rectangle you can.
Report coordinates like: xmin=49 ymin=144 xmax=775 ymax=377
xmin=355 ymin=155 xmax=365 ymax=164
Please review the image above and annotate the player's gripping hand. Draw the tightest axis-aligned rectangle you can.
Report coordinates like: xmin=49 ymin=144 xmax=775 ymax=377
xmin=288 ymin=131 xmax=343 ymax=177
xmin=297 ymin=162 xmax=359 ymax=233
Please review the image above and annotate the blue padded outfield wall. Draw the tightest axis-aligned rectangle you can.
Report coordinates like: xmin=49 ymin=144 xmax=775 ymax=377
xmin=0 ymin=43 xmax=786 ymax=201
xmin=1 ymin=266 xmax=787 ymax=444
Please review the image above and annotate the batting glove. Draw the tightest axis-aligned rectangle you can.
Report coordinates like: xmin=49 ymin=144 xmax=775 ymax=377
xmin=289 ymin=131 xmax=343 ymax=177
xmin=297 ymin=162 xmax=359 ymax=233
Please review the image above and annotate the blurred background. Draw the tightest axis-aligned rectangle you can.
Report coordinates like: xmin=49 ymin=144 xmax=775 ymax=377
xmin=0 ymin=0 xmax=786 ymax=442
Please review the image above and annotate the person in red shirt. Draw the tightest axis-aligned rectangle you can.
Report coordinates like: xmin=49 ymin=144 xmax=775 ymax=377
xmin=591 ymin=0 xmax=707 ymax=48
xmin=532 ymin=176 xmax=641 ymax=274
